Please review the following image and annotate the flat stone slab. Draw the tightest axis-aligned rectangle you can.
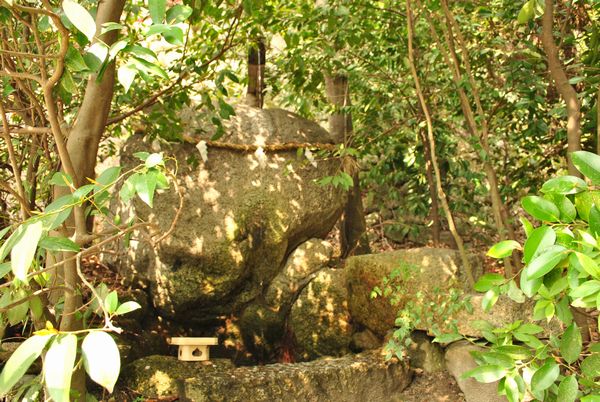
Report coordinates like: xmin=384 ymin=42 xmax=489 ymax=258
xmin=120 ymin=350 xmax=412 ymax=402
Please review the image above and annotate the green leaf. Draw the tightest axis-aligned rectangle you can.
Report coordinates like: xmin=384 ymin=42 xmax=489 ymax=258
xmin=119 ymin=174 xmax=138 ymax=204
xmin=557 ymin=376 xmax=578 ymax=402
xmin=81 ymin=331 xmax=120 ymax=392
xmin=531 ymin=361 xmax=559 ymax=394
xmin=572 ymin=151 xmax=600 ymax=184
xmin=570 ymin=280 xmax=600 ymax=298
xmin=523 ymin=225 xmax=556 ymax=264
xmin=482 ymin=287 xmax=499 ymax=312
xmin=520 ymin=216 xmax=534 ymax=237
xmin=517 ymin=0 xmax=534 ymax=24
xmin=131 ymin=56 xmax=168 ymax=80
xmin=100 ymin=22 xmax=124 ymax=35
xmin=589 ymin=205 xmax=600 ymax=237
xmin=166 ymin=4 xmax=193 ymax=23
xmin=145 ymin=153 xmax=164 ymax=168
xmin=133 ymin=152 xmax=150 ymax=162
xmin=560 ymin=323 xmax=582 ymax=364
xmin=62 ymin=0 xmax=96 ymax=42
xmin=474 ymin=273 xmax=505 ymax=292
xmin=581 ymin=353 xmax=600 ymax=378
xmin=570 ymin=252 xmax=600 ymax=279
xmin=65 ymin=45 xmax=88 ymax=72
xmin=432 ymin=333 xmax=462 ymax=344
xmin=575 ymin=191 xmax=600 ymax=221
xmin=555 ymin=296 xmax=573 ymax=325
xmin=522 ymin=196 xmax=560 ymax=222
xmin=541 ymin=175 xmax=588 ymax=195
xmin=49 ymin=172 xmax=73 ymax=187
xmin=149 ymin=0 xmax=166 ymax=24
xmin=73 ymin=184 xmax=95 ymax=200
xmin=0 ymin=262 xmax=11 ymax=279
xmin=7 ymin=289 xmax=29 ymax=325
xmin=44 ymin=334 xmax=77 ymax=402
xmin=41 ymin=194 xmax=74 ymax=231
xmin=525 ymin=245 xmax=567 ymax=280
xmin=109 ymin=39 xmax=128 ymax=60
xmin=104 ymin=290 xmax=118 ymax=314
xmin=95 ymin=166 xmax=122 ymax=188
xmin=135 ymin=171 xmax=158 ymax=207
xmin=462 ymin=364 xmax=507 ymax=383
xmin=0 ymin=335 xmax=53 ymax=395
xmin=487 ymin=240 xmax=521 ymax=259
xmin=546 ymin=194 xmax=577 ymax=223
xmin=503 ymin=375 xmax=521 ymax=402
xmin=118 ymin=65 xmax=137 ymax=93
xmin=39 ymin=236 xmax=80 ymax=253
xmin=515 ymin=323 xmax=543 ymax=335
xmin=507 ymin=280 xmax=526 ymax=303
xmin=11 ymin=221 xmax=43 ymax=282
xmin=493 ymin=345 xmax=531 ymax=360
xmin=115 ymin=301 xmax=141 ymax=315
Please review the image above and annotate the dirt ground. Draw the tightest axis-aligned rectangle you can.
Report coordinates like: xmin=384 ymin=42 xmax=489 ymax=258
xmin=398 ymin=370 xmax=465 ymax=402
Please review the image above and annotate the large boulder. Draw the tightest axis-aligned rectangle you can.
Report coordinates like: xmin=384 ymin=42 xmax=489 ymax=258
xmin=289 ymin=268 xmax=352 ymax=360
xmin=120 ymin=351 xmax=412 ymax=401
xmin=108 ymin=105 xmax=347 ymax=323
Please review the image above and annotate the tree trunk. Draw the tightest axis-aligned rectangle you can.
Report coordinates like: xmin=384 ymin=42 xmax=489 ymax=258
xmin=418 ymin=128 xmax=441 ymax=246
xmin=325 ymin=75 xmax=352 ymax=144
xmin=541 ymin=0 xmax=582 ymax=176
xmin=51 ymin=1 xmax=125 ymax=399
xmin=325 ymin=74 xmax=368 ymax=257
xmin=433 ymin=0 xmax=518 ymax=276
xmin=245 ymin=38 xmax=265 ymax=108
xmin=406 ymin=0 xmax=474 ymax=286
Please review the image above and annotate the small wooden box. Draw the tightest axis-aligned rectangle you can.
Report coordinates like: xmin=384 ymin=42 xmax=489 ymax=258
xmin=168 ymin=337 xmax=218 ymax=361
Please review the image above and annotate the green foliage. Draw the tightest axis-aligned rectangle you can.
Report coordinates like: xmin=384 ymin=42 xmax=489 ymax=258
xmin=0 ymin=155 xmax=169 ymax=399
xmin=470 ymin=150 xmax=600 ymax=401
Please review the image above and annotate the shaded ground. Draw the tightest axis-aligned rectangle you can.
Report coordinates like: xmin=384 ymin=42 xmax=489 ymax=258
xmin=399 ymin=370 xmax=465 ymax=402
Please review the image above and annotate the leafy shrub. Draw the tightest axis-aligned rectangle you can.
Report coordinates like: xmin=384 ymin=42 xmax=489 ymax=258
xmin=0 ymin=152 xmax=174 ymax=400
xmin=470 ymin=151 xmax=600 ymax=401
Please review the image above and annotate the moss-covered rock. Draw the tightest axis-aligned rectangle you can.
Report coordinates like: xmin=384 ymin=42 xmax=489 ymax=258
xmin=107 ymin=105 xmax=347 ymax=324
xmin=120 ymin=351 xmax=412 ymax=401
xmin=345 ymin=248 xmax=559 ymax=338
xmin=345 ymin=248 xmax=481 ymax=337
xmin=290 ymin=268 xmax=352 ymax=360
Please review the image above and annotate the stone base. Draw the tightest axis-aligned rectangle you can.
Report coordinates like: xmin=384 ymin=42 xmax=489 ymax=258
xmin=120 ymin=351 xmax=413 ymax=402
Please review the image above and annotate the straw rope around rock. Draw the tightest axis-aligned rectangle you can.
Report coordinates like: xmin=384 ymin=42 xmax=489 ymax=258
xmin=181 ymin=134 xmax=338 ymax=153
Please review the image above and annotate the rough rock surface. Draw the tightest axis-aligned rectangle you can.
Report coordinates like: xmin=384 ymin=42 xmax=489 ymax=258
xmin=345 ymin=248 xmax=481 ymax=337
xmin=345 ymin=249 xmax=558 ymax=338
xmin=121 ymin=351 xmax=412 ymax=402
xmin=108 ymin=105 xmax=347 ymax=323
xmin=351 ymin=328 xmax=382 ymax=351
xmin=264 ymin=239 xmax=333 ymax=309
xmin=445 ymin=341 xmax=506 ymax=402
xmin=238 ymin=239 xmax=333 ymax=355
xmin=406 ymin=331 xmax=445 ymax=373
xmin=289 ymin=268 xmax=352 ymax=360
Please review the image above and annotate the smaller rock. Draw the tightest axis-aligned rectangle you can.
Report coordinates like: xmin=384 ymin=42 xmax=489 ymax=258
xmin=453 ymin=295 xmax=561 ymax=338
xmin=445 ymin=341 xmax=506 ymax=402
xmin=351 ymin=328 xmax=382 ymax=351
xmin=265 ymin=239 xmax=333 ymax=310
xmin=289 ymin=268 xmax=352 ymax=360
xmin=406 ymin=332 xmax=445 ymax=373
